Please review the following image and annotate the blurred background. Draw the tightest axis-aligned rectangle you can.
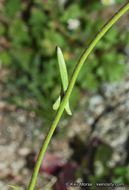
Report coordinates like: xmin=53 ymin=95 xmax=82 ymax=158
xmin=0 ymin=0 xmax=129 ymax=189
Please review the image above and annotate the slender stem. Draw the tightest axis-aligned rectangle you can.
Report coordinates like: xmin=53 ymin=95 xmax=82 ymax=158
xmin=28 ymin=2 xmax=129 ymax=190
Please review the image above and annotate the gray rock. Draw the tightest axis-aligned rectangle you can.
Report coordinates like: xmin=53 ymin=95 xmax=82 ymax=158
xmin=89 ymin=79 xmax=129 ymax=166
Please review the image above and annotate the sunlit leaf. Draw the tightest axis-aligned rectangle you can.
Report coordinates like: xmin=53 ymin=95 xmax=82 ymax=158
xmin=57 ymin=46 xmax=69 ymax=92
xmin=53 ymin=47 xmax=72 ymax=115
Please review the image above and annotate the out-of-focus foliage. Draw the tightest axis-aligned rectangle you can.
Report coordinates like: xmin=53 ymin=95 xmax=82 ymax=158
xmin=112 ymin=164 xmax=129 ymax=185
xmin=0 ymin=0 xmax=129 ymax=189
xmin=0 ymin=0 xmax=128 ymax=123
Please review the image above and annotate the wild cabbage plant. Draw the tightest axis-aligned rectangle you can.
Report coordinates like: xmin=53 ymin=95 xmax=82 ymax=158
xmin=9 ymin=2 xmax=129 ymax=190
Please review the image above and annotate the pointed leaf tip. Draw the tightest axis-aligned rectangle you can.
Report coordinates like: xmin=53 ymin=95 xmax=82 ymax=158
xmin=65 ymin=102 xmax=72 ymax=115
xmin=53 ymin=46 xmax=72 ymax=115
xmin=57 ymin=46 xmax=69 ymax=92
xmin=53 ymin=96 xmax=61 ymax=110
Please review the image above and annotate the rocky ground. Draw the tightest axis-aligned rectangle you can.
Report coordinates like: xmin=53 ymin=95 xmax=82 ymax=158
xmin=1 ymin=62 xmax=129 ymax=190
xmin=0 ymin=9 xmax=129 ymax=189
xmin=0 ymin=68 xmax=76 ymax=190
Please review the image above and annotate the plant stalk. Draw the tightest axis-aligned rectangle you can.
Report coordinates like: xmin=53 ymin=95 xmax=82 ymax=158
xmin=28 ymin=2 xmax=129 ymax=190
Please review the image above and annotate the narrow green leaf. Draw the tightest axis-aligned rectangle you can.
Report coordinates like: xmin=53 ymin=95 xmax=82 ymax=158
xmin=53 ymin=46 xmax=72 ymax=115
xmin=8 ymin=185 xmax=21 ymax=190
xmin=57 ymin=46 xmax=68 ymax=92
xmin=53 ymin=96 xmax=61 ymax=110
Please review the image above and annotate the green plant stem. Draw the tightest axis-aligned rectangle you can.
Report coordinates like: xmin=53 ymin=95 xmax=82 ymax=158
xmin=28 ymin=2 xmax=129 ymax=190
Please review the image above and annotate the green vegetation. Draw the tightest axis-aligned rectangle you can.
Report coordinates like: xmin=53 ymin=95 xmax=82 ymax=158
xmin=1 ymin=0 xmax=129 ymax=190
xmin=0 ymin=0 xmax=128 ymax=124
xmin=27 ymin=2 xmax=129 ymax=190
